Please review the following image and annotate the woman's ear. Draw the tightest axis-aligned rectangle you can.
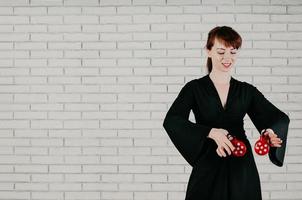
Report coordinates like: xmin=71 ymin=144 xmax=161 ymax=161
xmin=205 ymin=47 xmax=211 ymax=58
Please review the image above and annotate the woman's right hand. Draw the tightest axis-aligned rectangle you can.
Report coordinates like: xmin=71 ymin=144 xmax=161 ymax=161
xmin=207 ymin=128 xmax=235 ymax=157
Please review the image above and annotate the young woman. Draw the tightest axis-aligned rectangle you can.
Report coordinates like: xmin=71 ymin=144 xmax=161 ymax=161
xmin=162 ymin=26 xmax=290 ymax=200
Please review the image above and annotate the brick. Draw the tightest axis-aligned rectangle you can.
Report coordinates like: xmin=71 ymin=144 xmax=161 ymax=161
xmin=100 ymin=0 xmax=131 ymax=6
xmin=30 ymin=16 xmax=63 ymax=24
xmin=64 ymin=16 xmax=98 ymax=24
xmin=14 ymin=7 xmax=47 ymax=15
xmin=83 ymin=7 xmax=116 ymax=14
xmin=202 ymin=14 xmax=235 ymax=23
xmin=0 ymin=16 xmax=29 ymax=24
xmin=64 ymin=0 xmax=98 ymax=6
xmin=30 ymin=0 xmax=62 ymax=6
xmin=48 ymin=7 xmax=81 ymax=14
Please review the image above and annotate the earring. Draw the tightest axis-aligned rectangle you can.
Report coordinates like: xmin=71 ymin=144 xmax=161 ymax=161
xmin=227 ymin=133 xmax=247 ymax=157
xmin=254 ymin=129 xmax=270 ymax=156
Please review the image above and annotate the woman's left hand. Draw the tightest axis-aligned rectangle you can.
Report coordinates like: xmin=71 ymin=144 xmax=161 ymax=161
xmin=263 ymin=128 xmax=283 ymax=147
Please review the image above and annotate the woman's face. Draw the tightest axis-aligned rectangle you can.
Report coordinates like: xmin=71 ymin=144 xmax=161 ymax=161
xmin=206 ymin=38 xmax=238 ymax=73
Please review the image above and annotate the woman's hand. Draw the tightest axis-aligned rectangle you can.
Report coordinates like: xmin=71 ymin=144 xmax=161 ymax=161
xmin=208 ymin=128 xmax=235 ymax=157
xmin=263 ymin=128 xmax=283 ymax=147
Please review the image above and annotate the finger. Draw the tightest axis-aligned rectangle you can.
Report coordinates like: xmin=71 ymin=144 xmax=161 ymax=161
xmin=269 ymin=138 xmax=280 ymax=143
xmin=270 ymin=142 xmax=281 ymax=147
xmin=274 ymin=139 xmax=283 ymax=144
xmin=270 ymin=138 xmax=282 ymax=145
xmin=218 ymin=147 xmax=226 ymax=157
xmin=271 ymin=143 xmax=282 ymax=147
xmin=225 ymin=139 xmax=235 ymax=151
xmin=264 ymin=131 xmax=276 ymax=139
xmin=219 ymin=146 xmax=227 ymax=157
xmin=216 ymin=147 xmax=221 ymax=157
xmin=271 ymin=139 xmax=282 ymax=146
xmin=226 ymin=133 xmax=233 ymax=140
xmin=271 ymin=138 xmax=282 ymax=143
xmin=223 ymin=129 xmax=229 ymax=135
xmin=266 ymin=128 xmax=277 ymax=135
xmin=264 ymin=130 xmax=276 ymax=137
xmin=269 ymin=130 xmax=278 ymax=137
xmin=216 ymin=148 xmax=222 ymax=157
xmin=270 ymin=132 xmax=277 ymax=138
xmin=222 ymin=143 xmax=232 ymax=156
xmin=270 ymin=141 xmax=279 ymax=146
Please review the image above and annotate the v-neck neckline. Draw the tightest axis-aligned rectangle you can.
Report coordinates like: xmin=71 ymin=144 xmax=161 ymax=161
xmin=206 ymin=74 xmax=234 ymax=112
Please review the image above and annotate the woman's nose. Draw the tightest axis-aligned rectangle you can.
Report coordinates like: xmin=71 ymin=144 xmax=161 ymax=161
xmin=223 ymin=53 xmax=235 ymax=61
xmin=223 ymin=52 xmax=232 ymax=59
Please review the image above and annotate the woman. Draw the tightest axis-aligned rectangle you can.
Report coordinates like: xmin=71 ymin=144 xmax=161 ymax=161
xmin=162 ymin=26 xmax=290 ymax=200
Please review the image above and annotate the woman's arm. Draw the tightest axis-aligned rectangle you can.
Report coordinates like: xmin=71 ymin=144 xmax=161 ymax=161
xmin=247 ymin=84 xmax=290 ymax=167
xmin=163 ymin=80 xmax=212 ymax=167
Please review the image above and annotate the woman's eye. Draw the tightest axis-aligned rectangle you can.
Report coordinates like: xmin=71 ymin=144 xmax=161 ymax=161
xmin=217 ymin=52 xmax=236 ymax=55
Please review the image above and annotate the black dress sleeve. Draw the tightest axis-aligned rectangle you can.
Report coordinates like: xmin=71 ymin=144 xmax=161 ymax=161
xmin=163 ymin=80 xmax=212 ymax=167
xmin=247 ymin=85 xmax=290 ymax=167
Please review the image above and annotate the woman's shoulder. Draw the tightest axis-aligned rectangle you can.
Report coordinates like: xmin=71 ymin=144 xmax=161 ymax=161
xmin=232 ymin=77 xmax=260 ymax=96
xmin=235 ymin=78 xmax=257 ymax=90
xmin=185 ymin=75 xmax=208 ymax=89
xmin=180 ymin=78 xmax=198 ymax=91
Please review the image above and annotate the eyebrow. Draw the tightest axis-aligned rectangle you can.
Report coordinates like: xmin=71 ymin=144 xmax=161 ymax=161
xmin=216 ymin=48 xmax=236 ymax=50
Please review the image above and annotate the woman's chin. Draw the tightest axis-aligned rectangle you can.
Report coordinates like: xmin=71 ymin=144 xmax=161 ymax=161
xmin=222 ymin=63 xmax=232 ymax=69
xmin=220 ymin=66 xmax=232 ymax=72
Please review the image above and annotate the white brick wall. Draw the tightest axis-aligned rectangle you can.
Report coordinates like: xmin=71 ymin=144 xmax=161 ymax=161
xmin=0 ymin=0 xmax=301 ymax=199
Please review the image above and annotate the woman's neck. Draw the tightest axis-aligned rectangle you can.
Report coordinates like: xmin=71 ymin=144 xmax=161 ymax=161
xmin=209 ymin=70 xmax=231 ymax=84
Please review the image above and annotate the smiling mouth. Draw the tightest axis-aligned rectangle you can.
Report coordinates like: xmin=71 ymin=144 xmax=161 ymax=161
xmin=222 ymin=63 xmax=231 ymax=67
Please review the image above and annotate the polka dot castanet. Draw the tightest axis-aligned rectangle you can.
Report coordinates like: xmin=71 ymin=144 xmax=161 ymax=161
xmin=254 ymin=130 xmax=271 ymax=156
xmin=227 ymin=133 xmax=247 ymax=157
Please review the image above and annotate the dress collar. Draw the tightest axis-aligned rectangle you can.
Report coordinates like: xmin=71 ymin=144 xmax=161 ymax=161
xmin=205 ymin=74 xmax=235 ymax=112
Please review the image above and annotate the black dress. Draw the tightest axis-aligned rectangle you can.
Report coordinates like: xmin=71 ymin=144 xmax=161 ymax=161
xmin=162 ymin=74 xmax=290 ymax=200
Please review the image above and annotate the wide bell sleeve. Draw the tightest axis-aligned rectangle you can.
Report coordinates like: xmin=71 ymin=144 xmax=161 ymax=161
xmin=247 ymin=85 xmax=290 ymax=167
xmin=163 ymin=80 xmax=212 ymax=167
